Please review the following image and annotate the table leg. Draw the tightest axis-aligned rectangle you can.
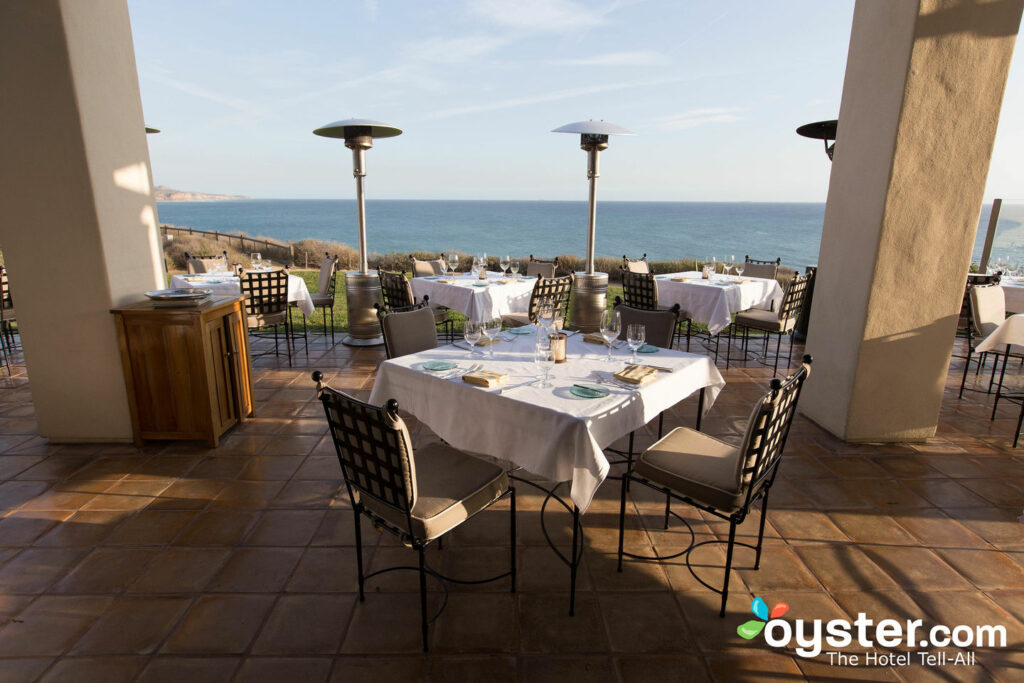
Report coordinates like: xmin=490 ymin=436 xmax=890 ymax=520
xmin=569 ymin=504 xmax=579 ymax=616
xmin=696 ymin=387 xmax=705 ymax=432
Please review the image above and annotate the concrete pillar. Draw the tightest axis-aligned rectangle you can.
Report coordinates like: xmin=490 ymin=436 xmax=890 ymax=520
xmin=804 ymin=0 xmax=1023 ymax=442
xmin=0 ymin=0 xmax=164 ymax=442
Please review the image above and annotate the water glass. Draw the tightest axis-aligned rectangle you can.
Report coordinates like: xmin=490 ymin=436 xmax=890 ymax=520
xmin=536 ymin=299 xmax=555 ymax=330
xmin=626 ymin=323 xmax=646 ymax=363
xmin=482 ymin=318 xmax=501 ymax=357
xmin=534 ymin=335 xmax=556 ymax=388
xmin=510 ymin=259 xmax=520 ymax=278
xmin=447 ymin=252 xmax=459 ymax=276
xmin=600 ymin=309 xmax=621 ymax=362
xmin=463 ymin=321 xmax=483 ymax=356
xmin=500 ymin=255 xmax=510 ymax=277
xmin=251 ymin=252 xmax=262 ymax=270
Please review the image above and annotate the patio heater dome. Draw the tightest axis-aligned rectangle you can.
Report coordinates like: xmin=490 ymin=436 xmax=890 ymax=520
xmin=144 ymin=126 xmax=160 ymax=134
xmin=314 ymin=117 xmax=402 ymax=346
xmin=553 ymin=120 xmax=635 ymax=332
xmin=796 ymin=119 xmax=837 ymax=160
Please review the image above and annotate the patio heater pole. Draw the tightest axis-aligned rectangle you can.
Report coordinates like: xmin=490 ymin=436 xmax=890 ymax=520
xmin=314 ymin=118 xmax=402 ymax=346
xmin=553 ymin=120 xmax=635 ymax=332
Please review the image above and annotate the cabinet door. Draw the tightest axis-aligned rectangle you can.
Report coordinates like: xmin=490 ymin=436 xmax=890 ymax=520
xmin=204 ymin=316 xmax=236 ymax=436
xmin=224 ymin=308 xmax=254 ymax=419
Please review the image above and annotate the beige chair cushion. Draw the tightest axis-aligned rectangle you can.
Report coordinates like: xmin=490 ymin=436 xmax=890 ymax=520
xmin=614 ymin=304 xmax=676 ymax=348
xmin=381 ymin=306 xmax=438 ymax=358
xmin=526 ymin=261 xmax=557 ymax=279
xmin=413 ymin=258 xmax=446 ymax=277
xmin=309 ymin=292 xmax=333 ymax=307
xmin=501 ymin=312 xmax=531 ymax=328
xmin=970 ymin=285 xmax=1005 ymax=338
xmin=361 ymin=442 xmax=508 ymax=542
xmin=316 ymin=257 xmax=336 ymax=295
xmin=634 ymin=427 xmax=745 ymax=513
xmin=734 ymin=308 xmax=794 ymax=334
xmin=247 ymin=311 xmax=287 ymax=328
xmin=743 ymin=262 xmax=778 ymax=280
xmin=625 ymin=260 xmax=649 ymax=274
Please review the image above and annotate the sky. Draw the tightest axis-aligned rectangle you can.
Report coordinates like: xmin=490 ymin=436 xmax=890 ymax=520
xmin=128 ymin=0 xmax=1023 ymax=203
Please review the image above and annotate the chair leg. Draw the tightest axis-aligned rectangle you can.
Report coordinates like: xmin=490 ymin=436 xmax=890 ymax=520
xmin=418 ymin=546 xmax=429 ymax=652
xmin=273 ymin=325 xmax=280 ymax=359
xmin=686 ymin=319 xmax=691 ymax=352
xmin=755 ymin=490 xmax=770 ymax=570
xmin=663 ymin=494 xmax=671 ymax=530
xmin=657 ymin=412 xmax=664 ymax=439
xmin=959 ymin=341 xmax=973 ymax=398
xmin=329 ymin=305 xmax=336 ymax=346
xmin=569 ymin=505 xmax=580 ymax=616
xmin=993 ymin=346 xmax=1011 ymax=419
xmin=1015 ymin=401 xmax=1024 ymax=448
xmin=720 ymin=520 xmax=738 ymax=618
xmin=353 ymin=509 xmax=365 ymax=601
xmin=510 ymin=487 xmax=517 ymax=593
xmin=617 ymin=472 xmax=628 ymax=572
xmin=725 ymin=325 xmax=731 ymax=370
xmin=787 ymin=332 xmax=794 ymax=370
xmin=302 ymin=312 xmax=309 ymax=358
xmin=772 ymin=333 xmax=782 ymax=377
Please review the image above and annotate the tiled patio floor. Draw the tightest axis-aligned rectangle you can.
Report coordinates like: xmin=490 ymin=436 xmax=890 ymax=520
xmin=0 ymin=333 xmax=1023 ymax=681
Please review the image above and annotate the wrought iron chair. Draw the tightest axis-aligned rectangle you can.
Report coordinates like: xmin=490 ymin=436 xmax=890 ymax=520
xmin=612 ymin=300 xmax=680 ymax=349
xmin=622 ymin=253 xmax=650 ymax=274
xmin=621 ymin=268 xmax=692 ymax=351
xmin=313 ymin=372 xmax=516 ymax=651
xmin=379 ymin=270 xmax=453 ymax=342
xmin=958 ymin=272 xmax=1001 ymax=338
xmin=617 ymin=355 xmax=812 ymax=617
xmin=500 ymin=274 xmax=573 ymax=328
xmin=296 ymin=252 xmax=339 ymax=345
xmin=239 ymin=268 xmax=292 ymax=366
xmin=410 ymin=254 xmax=446 ymax=278
xmin=730 ymin=273 xmax=811 ymax=376
xmin=742 ymin=255 xmax=781 ymax=281
xmin=958 ymin=283 xmax=1007 ymax=399
xmin=525 ymin=255 xmax=558 ymax=279
xmin=185 ymin=250 xmax=229 ymax=275
xmin=375 ymin=303 xmax=438 ymax=359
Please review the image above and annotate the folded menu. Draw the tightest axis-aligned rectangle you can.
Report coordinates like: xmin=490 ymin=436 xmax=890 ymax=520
xmin=462 ymin=370 xmax=509 ymax=388
xmin=614 ymin=365 xmax=658 ymax=385
xmin=582 ymin=333 xmax=610 ymax=345
xmin=671 ymin=277 xmax=694 ymax=282
xmin=496 ymin=279 xmax=513 ymax=284
xmin=438 ymin=279 xmax=457 ymax=284
xmin=475 ymin=338 xmax=500 ymax=347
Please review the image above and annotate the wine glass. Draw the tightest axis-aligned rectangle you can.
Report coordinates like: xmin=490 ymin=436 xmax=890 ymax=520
xmin=481 ymin=318 xmax=501 ymax=358
xmin=725 ymin=254 xmax=736 ymax=277
xmin=736 ymin=260 xmax=746 ymax=277
xmin=599 ymin=309 xmax=621 ymax=363
xmin=499 ymin=255 xmax=510 ymax=277
xmin=509 ymin=259 xmax=520 ymax=279
xmin=447 ymin=252 xmax=459 ymax=277
xmin=536 ymin=298 xmax=555 ymax=331
xmin=463 ymin=321 xmax=483 ymax=356
xmin=626 ymin=323 xmax=646 ymax=364
xmin=251 ymin=252 xmax=262 ymax=270
xmin=534 ymin=334 xmax=556 ymax=388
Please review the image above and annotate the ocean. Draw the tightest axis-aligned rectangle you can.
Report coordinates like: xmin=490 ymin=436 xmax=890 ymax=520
xmin=155 ymin=199 xmax=1023 ymax=272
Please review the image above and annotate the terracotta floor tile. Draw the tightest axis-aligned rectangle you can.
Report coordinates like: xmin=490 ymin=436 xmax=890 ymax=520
xmin=861 ymin=546 xmax=972 ymax=591
xmin=794 ymin=544 xmax=899 ymax=592
xmin=161 ymin=594 xmax=274 ymax=654
xmin=183 ymin=457 xmax=250 ymax=480
xmin=207 ymin=547 xmax=303 ymax=592
xmin=238 ymin=455 xmax=305 ymax=481
xmin=599 ymin=591 xmax=689 ymax=654
xmin=934 ymin=548 xmax=1024 ymax=590
xmin=0 ymin=658 xmax=54 ymax=682
xmin=615 ymin=655 xmax=710 ymax=682
xmin=845 ymin=479 xmax=933 ymax=509
xmin=245 ymin=509 xmax=326 ymax=546
xmin=735 ymin=546 xmax=820 ymax=593
xmin=51 ymin=547 xmax=159 ymax=594
xmin=827 ymin=510 xmax=919 ymax=546
xmin=136 ymin=657 xmax=241 ymax=683
xmin=518 ymin=594 xmax=609 ymax=654
xmin=173 ymin=510 xmax=260 ymax=546
xmin=234 ymin=657 xmax=333 ymax=683
xmin=704 ymin=652 xmax=805 ymax=681
xmin=209 ymin=481 xmax=286 ymax=510
xmin=144 ymin=479 xmax=228 ymax=511
xmin=431 ymin=593 xmax=518 ymax=654
xmin=888 ymin=508 xmax=989 ymax=548
xmin=820 ymin=455 xmax=891 ymax=478
xmin=328 ymin=656 xmax=425 ymax=682
xmin=287 ymin=547 xmax=364 ymax=593
xmin=70 ymin=596 xmax=192 ymax=655
xmin=37 ymin=656 xmax=147 ymax=683
xmin=0 ymin=548 xmax=87 ymax=594
xmin=905 ymin=479 xmax=992 ymax=508
xmin=250 ymin=594 xmax=355 ymax=655
xmin=12 ymin=456 xmax=88 ymax=481
xmin=103 ymin=510 xmax=197 ymax=546
xmin=519 ymin=656 xmax=618 ymax=683
xmin=127 ymin=547 xmax=232 ymax=594
xmin=0 ymin=595 xmax=113 ymax=656
xmin=768 ymin=508 xmax=849 ymax=545
xmin=33 ymin=511 xmax=129 ymax=547
xmin=293 ymin=455 xmax=341 ymax=480
xmin=270 ymin=479 xmax=341 ymax=508
xmin=0 ymin=510 xmax=70 ymax=546
xmin=341 ymin=592 xmax=439 ymax=654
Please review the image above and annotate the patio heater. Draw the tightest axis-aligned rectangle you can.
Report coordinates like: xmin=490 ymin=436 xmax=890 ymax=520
xmin=145 ymin=126 xmax=160 ymax=134
xmin=552 ymin=120 xmax=635 ymax=332
xmin=793 ymin=119 xmax=837 ymax=342
xmin=314 ymin=118 xmax=402 ymax=346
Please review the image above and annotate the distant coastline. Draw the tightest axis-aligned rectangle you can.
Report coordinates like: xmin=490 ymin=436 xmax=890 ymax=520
xmin=154 ymin=185 xmax=249 ymax=202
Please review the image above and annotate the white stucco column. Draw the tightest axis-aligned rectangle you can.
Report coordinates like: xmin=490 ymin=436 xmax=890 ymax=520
xmin=804 ymin=0 xmax=1023 ymax=441
xmin=0 ymin=0 xmax=164 ymax=442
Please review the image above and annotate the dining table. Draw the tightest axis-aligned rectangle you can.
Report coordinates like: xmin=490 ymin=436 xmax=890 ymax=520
xmin=409 ymin=271 xmax=534 ymax=323
xmin=1000 ymin=278 xmax=1024 ymax=314
xmin=368 ymin=327 xmax=726 ymax=614
xmin=654 ymin=271 xmax=783 ymax=335
xmin=170 ymin=271 xmax=316 ymax=316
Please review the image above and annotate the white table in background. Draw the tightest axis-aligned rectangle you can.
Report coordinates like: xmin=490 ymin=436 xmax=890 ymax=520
xmin=654 ymin=272 xmax=784 ymax=336
xmin=368 ymin=330 xmax=725 ymax=512
xmin=170 ymin=272 xmax=316 ymax=316
xmin=1000 ymin=280 xmax=1024 ymax=314
xmin=410 ymin=272 xmax=534 ymax=323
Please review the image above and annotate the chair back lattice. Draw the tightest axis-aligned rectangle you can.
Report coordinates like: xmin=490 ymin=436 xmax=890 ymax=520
xmin=0 ymin=267 xmax=12 ymax=310
xmin=738 ymin=357 xmax=812 ymax=508
xmin=620 ymin=269 xmax=658 ymax=310
xmin=622 ymin=254 xmax=650 ymax=274
xmin=379 ymin=270 xmax=415 ymax=310
xmin=613 ymin=303 xmax=678 ymax=348
xmin=526 ymin=255 xmax=558 ymax=279
xmin=778 ymin=273 xmax=810 ymax=325
xmin=239 ymin=269 xmax=289 ymax=317
xmin=317 ymin=254 xmax=339 ymax=296
xmin=527 ymin=275 xmax=573 ymax=323
xmin=317 ymin=385 xmax=417 ymax=519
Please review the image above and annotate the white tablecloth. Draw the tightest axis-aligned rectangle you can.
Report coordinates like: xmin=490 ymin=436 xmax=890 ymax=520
xmin=171 ymin=273 xmax=315 ymax=316
xmin=1001 ymin=281 xmax=1024 ymax=314
xmin=977 ymin=313 xmax=1024 ymax=353
xmin=368 ymin=331 xmax=725 ymax=512
xmin=654 ymin=272 xmax=784 ymax=336
xmin=410 ymin=272 xmax=534 ymax=323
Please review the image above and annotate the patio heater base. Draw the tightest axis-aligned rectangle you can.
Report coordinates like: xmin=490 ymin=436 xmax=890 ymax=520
xmin=343 ymin=270 xmax=384 ymax=347
xmin=571 ymin=271 xmax=608 ymax=333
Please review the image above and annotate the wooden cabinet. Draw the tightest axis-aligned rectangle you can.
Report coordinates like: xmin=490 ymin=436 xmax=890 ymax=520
xmin=111 ymin=296 xmax=255 ymax=447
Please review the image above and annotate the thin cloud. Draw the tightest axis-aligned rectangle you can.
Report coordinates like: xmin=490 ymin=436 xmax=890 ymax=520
xmin=654 ymin=107 xmax=745 ymax=131
xmin=402 ymin=34 xmax=510 ymax=65
xmin=467 ymin=0 xmax=608 ymax=32
xmin=554 ymin=50 xmax=668 ymax=67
